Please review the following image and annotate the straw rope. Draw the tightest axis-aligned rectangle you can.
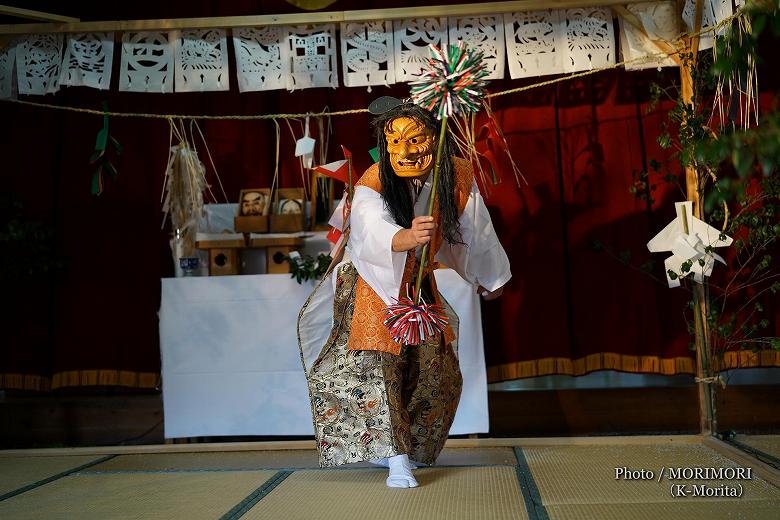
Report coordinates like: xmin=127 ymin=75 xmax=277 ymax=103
xmin=0 ymin=6 xmax=744 ymax=120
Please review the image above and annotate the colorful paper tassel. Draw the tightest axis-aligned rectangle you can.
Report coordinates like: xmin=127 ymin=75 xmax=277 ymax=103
xmin=384 ymin=285 xmax=449 ymax=346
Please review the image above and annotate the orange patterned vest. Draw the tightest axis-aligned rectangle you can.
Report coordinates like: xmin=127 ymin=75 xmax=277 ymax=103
xmin=347 ymin=157 xmax=474 ymax=355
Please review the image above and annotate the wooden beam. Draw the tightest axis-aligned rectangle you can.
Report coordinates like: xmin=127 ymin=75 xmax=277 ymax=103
xmin=702 ymin=436 xmax=780 ymax=489
xmin=0 ymin=0 xmax=649 ymax=35
xmin=0 ymin=5 xmax=79 ymax=23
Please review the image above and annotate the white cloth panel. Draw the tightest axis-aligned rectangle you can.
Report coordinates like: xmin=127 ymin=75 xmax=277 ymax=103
xmin=233 ymin=26 xmax=288 ymax=92
xmin=284 ymin=24 xmax=338 ymax=90
xmin=59 ymin=32 xmax=114 ymax=90
xmin=618 ymin=2 xmax=679 ymax=71
xmin=119 ymin=31 xmax=176 ymax=93
xmin=159 ymin=271 xmax=489 ymax=437
xmin=175 ymin=29 xmax=229 ymax=92
xmin=16 ymin=33 xmax=63 ymax=95
xmin=504 ymin=10 xmax=565 ymax=79
xmin=393 ymin=18 xmax=448 ymax=82
xmin=340 ymin=21 xmax=396 ymax=88
xmin=448 ymin=15 xmax=505 ymax=80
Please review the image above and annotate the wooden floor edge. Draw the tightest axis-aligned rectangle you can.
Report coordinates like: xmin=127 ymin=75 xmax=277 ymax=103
xmin=0 ymin=434 xmax=704 ymax=457
xmin=701 ymin=436 xmax=780 ymax=489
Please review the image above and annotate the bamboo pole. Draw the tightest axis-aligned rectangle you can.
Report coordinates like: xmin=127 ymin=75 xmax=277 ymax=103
xmin=0 ymin=5 xmax=79 ymax=23
xmin=679 ymin=0 xmax=716 ymax=436
xmin=0 ymin=0 xmax=650 ymax=35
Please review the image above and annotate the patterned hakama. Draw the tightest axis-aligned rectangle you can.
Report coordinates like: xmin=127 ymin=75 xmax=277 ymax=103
xmin=304 ymin=262 xmax=462 ymax=467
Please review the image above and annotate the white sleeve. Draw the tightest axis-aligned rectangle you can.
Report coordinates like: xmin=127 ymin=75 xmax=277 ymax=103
xmin=346 ymin=185 xmax=408 ymax=305
xmin=435 ymin=180 xmax=511 ymax=292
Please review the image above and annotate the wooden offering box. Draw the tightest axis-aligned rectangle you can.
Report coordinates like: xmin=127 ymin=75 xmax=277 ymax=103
xmin=250 ymin=235 xmax=304 ymax=274
xmin=270 ymin=187 xmax=305 ymax=233
xmin=234 ymin=215 xmax=268 ymax=233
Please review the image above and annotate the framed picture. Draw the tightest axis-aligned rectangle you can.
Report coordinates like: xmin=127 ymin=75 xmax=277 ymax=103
xmin=238 ymin=188 xmax=271 ymax=217
xmin=278 ymin=197 xmax=303 ymax=215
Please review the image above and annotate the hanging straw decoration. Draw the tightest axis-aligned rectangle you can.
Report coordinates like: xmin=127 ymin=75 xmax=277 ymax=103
xmin=384 ymin=41 xmax=489 ymax=346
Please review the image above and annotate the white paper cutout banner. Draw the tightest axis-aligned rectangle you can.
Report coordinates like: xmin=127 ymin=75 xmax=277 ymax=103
xmin=59 ymin=32 xmax=114 ymax=90
xmin=176 ymin=29 xmax=229 ymax=92
xmin=618 ymin=2 xmax=679 ymax=71
xmin=448 ymin=15 xmax=505 ymax=80
xmin=504 ymin=10 xmax=564 ymax=79
xmin=683 ymin=0 xmax=733 ymax=51
xmin=16 ymin=34 xmax=63 ymax=95
xmin=0 ymin=42 xmax=16 ymax=99
xmin=233 ymin=26 xmax=287 ymax=92
xmin=285 ymin=24 xmax=338 ymax=90
xmin=119 ymin=31 xmax=176 ymax=93
xmin=340 ymin=20 xmax=396 ymax=88
xmin=563 ymin=8 xmax=615 ymax=73
xmin=393 ymin=17 xmax=448 ymax=82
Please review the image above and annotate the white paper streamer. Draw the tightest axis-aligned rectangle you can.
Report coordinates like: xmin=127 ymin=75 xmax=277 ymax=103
xmin=340 ymin=21 xmax=396 ymax=88
xmin=16 ymin=34 xmax=63 ymax=95
xmin=59 ymin=32 xmax=114 ymax=90
xmin=504 ymin=10 xmax=565 ymax=79
xmin=393 ymin=18 xmax=448 ymax=82
xmin=564 ymin=8 xmax=615 ymax=73
xmin=618 ymin=2 xmax=679 ymax=71
xmin=176 ymin=29 xmax=229 ymax=92
xmin=233 ymin=26 xmax=287 ymax=92
xmin=119 ymin=31 xmax=176 ymax=93
xmin=0 ymin=42 xmax=16 ymax=99
xmin=448 ymin=15 xmax=505 ymax=80
xmin=285 ymin=24 xmax=338 ymax=90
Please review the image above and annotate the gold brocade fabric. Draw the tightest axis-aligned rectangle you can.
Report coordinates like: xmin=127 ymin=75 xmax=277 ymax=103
xmin=307 ymin=262 xmax=462 ymax=467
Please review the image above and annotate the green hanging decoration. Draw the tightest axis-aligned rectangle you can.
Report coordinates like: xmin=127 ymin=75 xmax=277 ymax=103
xmin=89 ymin=101 xmax=122 ymax=195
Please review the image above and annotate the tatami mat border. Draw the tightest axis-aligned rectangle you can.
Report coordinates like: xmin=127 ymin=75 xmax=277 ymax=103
xmin=0 ymin=455 xmax=116 ymax=502
xmin=513 ymin=447 xmax=550 ymax=520
xmin=220 ymin=471 xmax=292 ymax=520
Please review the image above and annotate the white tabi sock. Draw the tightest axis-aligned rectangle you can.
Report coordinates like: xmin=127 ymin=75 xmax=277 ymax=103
xmin=370 ymin=457 xmax=417 ymax=469
xmin=386 ymin=454 xmax=418 ymax=488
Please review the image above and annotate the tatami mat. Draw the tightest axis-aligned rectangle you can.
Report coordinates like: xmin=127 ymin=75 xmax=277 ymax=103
xmin=523 ymin=444 xmax=780 ymax=505
xmin=0 ymin=455 xmax=107 ymax=496
xmin=242 ymin=467 xmax=528 ymax=520
xmin=735 ymin=435 xmax=780 ymax=460
xmin=545 ymin=500 xmax=780 ymax=520
xmin=0 ymin=470 xmax=277 ymax=520
xmin=83 ymin=447 xmax=516 ymax=472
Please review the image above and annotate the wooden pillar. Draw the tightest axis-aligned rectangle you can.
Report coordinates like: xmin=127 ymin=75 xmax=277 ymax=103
xmin=679 ymin=0 xmax=716 ymax=436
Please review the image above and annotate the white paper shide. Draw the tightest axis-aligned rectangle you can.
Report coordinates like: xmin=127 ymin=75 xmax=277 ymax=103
xmin=16 ymin=34 xmax=63 ymax=95
xmin=59 ymin=32 xmax=115 ymax=90
xmin=393 ymin=18 xmax=448 ymax=82
xmin=119 ymin=31 xmax=176 ymax=93
xmin=504 ymin=10 xmax=564 ymax=79
xmin=233 ymin=26 xmax=288 ymax=92
xmin=285 ymin=24 xmax=338 ymax=90
xmin=176 ymin=29 xmax=229 ymax=92
xmin=448 ymin=16 xmax=505 ymax=80
xmin=341 ymin=21 xmax=396 ymax=88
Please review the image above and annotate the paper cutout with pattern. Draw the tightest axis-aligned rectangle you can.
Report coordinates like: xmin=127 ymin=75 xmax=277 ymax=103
xmin=285 ymin=24 xmax=338 ymax=90
xmin=683 ymin=0 xmax=733 ymax=51
xmin=59 ymin=32 xmax=114 ymax=90
xmin=233 ymin=26 xmax=287 ymax=92
xmin=393 ymin=18 xmax=448 ymax=82
xmin=16 ymin=34 xmax=63 ymax=95
xmin=618 ymin=2 xmax=679 ymax=71
xmin=448 ymin=16 xmax=505 ymax=80
xmin=563 ymin=8 xmax=614 ymax=73
xmin=340 ymin=21 xmax=396 ymax=88
xmin=119 ymin=31 xmax=176 ymax=93
xmin=175 ymin=29 xmax=229 ymax=92
xmin=504 ymin=10 xmax=564 ymax=79
xmin=0 ymin=42 xmax=16 ymax=99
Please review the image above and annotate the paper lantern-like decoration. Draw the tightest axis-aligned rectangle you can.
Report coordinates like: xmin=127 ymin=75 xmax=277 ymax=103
xmin=285 ymin=24 xmax=338 ymax=90
xmin=16 ymin=33 xmax=63 ymax=95
xmin=175 ymin=29 xmax=229 ymax=92
xmin=60 ymin=32 xmax=114 ymax=90
xmin=393 ymin=18 xmax=448 ymax=82
xmin=233 ymin=26 xmax=287 ymax=92
xmin=504 ymin=10 xmax=565 ymax=79
xmin=448 ymin=15 xmax=505 ymax=80
xmin=563 ymin=8 xmax=615 ymax=73
xmin=119 ymin=31 xmax=175 ymax=93
xmin=340 ymin=21 xmax=396 ymax=88
xmin=647 ymin=201 xmax=733 ymax=288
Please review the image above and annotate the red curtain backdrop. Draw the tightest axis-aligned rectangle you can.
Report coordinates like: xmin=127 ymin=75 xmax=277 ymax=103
xmin=1 ymin=0 xmax=778 ymax=390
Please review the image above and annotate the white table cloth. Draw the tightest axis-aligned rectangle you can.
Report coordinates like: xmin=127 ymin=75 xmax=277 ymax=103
xmin=159 ymin=269 xmax=488 ymax=438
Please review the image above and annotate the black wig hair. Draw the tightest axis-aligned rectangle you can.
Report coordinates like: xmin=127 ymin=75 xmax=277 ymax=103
xmin=371 ymin=103 xmax=463 ymax=246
